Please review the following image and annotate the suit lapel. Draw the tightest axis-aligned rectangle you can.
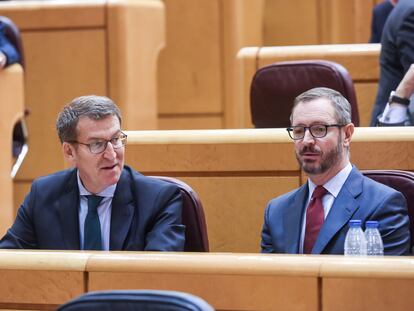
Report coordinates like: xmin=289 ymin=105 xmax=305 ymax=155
xmin=110 ymin=169 xmax=135 ymax=250
xmin=56 ymin=170 xmax=81 ymax=249
xmin=284 ymin=184 xmax=308 ymax=253
xmin=312 ymin=167 xmax=363 ymax=254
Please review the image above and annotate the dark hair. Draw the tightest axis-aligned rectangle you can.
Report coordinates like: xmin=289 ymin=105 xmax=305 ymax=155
xmin=56 ymin=95 xmax=122 ymax=143
xmin=290 ymin=87 xmax=352 ymax=124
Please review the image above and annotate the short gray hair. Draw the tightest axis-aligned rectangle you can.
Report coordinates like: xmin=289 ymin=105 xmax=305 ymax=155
xmin=56 ymin=95 xmax=122 ymax=143
xmin=290 ymin=87 xmax=352 ymax=124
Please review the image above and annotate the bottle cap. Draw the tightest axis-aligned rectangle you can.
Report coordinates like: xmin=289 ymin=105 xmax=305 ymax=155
xmin=349 ymin=219 xmax=361 ymax=227
xmin=366 ymin=220 xmax=379 ymax=228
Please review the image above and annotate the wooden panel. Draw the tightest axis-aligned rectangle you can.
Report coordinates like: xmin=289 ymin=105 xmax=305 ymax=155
xmin=159 ymin=115 xmax=223 ymax=129
xmin=0 ymin=250 xmax=89 ymax=310
xmin=158 ymin=0 xmax=222 ymax=115
xmin=324 ymin=278 xmax=414 ymax=311
xmin=355 ymin=83 xmax=379 ymax=126
xmin=90 ymin=272 xmax=317 ymax=311
xmin=263 ymin=0 xmax=376 ymax=45
xmin=0 ymin=0 xmax=105 ymax=30
xmin=0 ymin=65 xmax=24 ymax=235
xmin=264 ymin=0 xmax=320 ymax=45
xmin=107 ymin=0 xmax=164 ymax=130
xmin=180 ymin=176 xmax=300 ymax=252
xmin=87 ymin=253 xmax=320 ymax=311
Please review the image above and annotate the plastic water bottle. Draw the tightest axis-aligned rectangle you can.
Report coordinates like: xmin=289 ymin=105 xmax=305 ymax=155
xmin=365 ymin=221 xmax=384 ymax=256
xmin=344 ymin=220 xmax=367 ymax=256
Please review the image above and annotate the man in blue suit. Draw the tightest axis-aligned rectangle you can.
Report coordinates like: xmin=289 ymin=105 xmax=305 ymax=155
xmin=261 ymin=87 xmax=410 ymax=255
xmin=0 ymin=95 xmax=185 ymax=251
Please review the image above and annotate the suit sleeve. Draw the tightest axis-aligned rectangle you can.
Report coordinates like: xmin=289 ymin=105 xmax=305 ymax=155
xmin=144 ymin=185 xmax=185 ymax=251
xmin=397 ymin=10 xmax=414 ymax=75
xmin=0 ymin=23 xmax=20 ymax=66
xmin=261 ymin=203 xmax=275 ymax=253
xmin=371 ymin=191 xmax=410 ymax=255
xmin=0 ymin=184 xmax=38 ymax=249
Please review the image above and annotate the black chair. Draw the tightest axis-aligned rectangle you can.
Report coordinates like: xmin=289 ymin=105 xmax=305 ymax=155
xmin=362 ymin=170 xmax=414 ymax=251
xmin=150 ymin=176 xmax=209 ymax=252
xmin=57 ymin=290 xmax=215 ymax=311
xmin=250 ymin=60 xmax=359 ymax=128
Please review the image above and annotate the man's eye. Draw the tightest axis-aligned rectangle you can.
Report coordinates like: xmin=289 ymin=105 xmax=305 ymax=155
xmin=293 ymin=127 xmax=304 ymax=134
xmin=91 ymin=141 xmax=105 ymax=148
xmin=313 ymin=126 xmax=325 ymax=133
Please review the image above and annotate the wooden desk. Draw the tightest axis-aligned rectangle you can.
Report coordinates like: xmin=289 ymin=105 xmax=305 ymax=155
xmin=0 ymin=64 xmax=24 ymax=235
xmin=124 ymin=127 xmax=414 ymax=252
xmin=236 ymin=44 xmax=380 ymax=127
xmin=1 ymin=251 xmax=414 ymax=311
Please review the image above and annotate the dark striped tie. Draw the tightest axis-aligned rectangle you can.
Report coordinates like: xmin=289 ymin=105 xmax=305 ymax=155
xmin=84 ymin=195 xmax=104 ymax=250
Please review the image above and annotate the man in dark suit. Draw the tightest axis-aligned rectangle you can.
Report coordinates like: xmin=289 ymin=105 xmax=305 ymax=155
xmin=261 ymin=87 xmax=410 ymax=255
xmin=369 ymin=0 xmax=395 ymax=44
xmin=370 ymin=0 xmax=414 ymax=125
xmin=0 ymin=95 xmax=185 ymax=250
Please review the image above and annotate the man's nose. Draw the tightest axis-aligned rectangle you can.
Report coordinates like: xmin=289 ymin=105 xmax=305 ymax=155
xmin=301 ymin=129 xmax=316 ymax=145
xmin=103 ymin=141 xmax=116 ymax=158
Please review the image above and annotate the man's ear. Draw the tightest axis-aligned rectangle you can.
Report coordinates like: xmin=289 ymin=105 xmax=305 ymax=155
xmin=62 ymin=142 xmax=76 ymax=165
xmin=343 ymin=123 xmax=354 ymax=148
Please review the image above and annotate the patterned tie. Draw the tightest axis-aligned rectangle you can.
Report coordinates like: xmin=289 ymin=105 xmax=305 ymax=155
xmin=84 ymin=195 xmax=104 ymax=250
xmin=304 ymin=186 xmax=328 ymax=254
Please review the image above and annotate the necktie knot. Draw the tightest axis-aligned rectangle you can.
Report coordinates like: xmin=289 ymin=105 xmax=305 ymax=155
xmin=86 ymin=195 xmax=103 ymax=213
xmin=312 ymin=186 xmax=327 ymax=199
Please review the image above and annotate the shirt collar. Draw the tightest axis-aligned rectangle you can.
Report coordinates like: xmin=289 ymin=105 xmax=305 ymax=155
xmin=77 ymin=170 xmax=117 ymax=197
xmin=308 ymin=163 xmax=353 ymax=198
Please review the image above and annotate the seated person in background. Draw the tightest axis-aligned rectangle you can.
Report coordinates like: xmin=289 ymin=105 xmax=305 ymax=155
xmin=369 ymin=0 xmax=396 ymax=43
xmin=370 ymin=0 xmax=414 ymax=125
xmin=0 ymin=19 xmax=20 ymax=68
xmin=261 ymin=87 xmax=410 ymax=255
xmin=0 ymin=95 xmax=185 ymax=251
xmin=377 ymin=63 xmax=414 ymax=126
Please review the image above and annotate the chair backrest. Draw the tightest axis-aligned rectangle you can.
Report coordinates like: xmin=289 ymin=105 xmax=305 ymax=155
xmin=57 ymin=290 xmax=215 ymax=311
xmin=151 ymin=176 xmax=209 ymax=252
xmin=250 ymin=60 xmax=359 ymax=128
xmin=0 ymin=15 xmax=24 ymax=67
xmin=362 ymin=170 xmax=414 ymax=249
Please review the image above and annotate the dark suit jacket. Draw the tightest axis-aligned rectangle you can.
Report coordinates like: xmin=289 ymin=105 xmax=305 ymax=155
xmin=0 ymin=166 xmax=185 ymax=251
xmin=369 ymin=1 xmax=394 ymax=43
xmin=261 ymin=167 xmax=410 ymax=255
xmin=370 ymin=0 xmax=414 ymax=125
xmin=0 ymin=21 xmax=20 ymax=66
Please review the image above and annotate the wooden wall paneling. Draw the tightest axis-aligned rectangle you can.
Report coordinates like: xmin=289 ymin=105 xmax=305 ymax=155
xmin=157 ymin=0 xmax=222 ymax=124
xmin=220 ymin=0 xmax=264 ymax=128
xmin=180 ymin=176 xmax=300 ymax=252
xmin=87 ymin=253 xmax=320 ymax=311
xmin=264 ymin=0 xmax=377 ymax=45
xmin=0 ymin=65 xmax=24 ymax=235
xmin=321 ymin=256 xmax=414 ymax=311
xmin=0 ymin=250 xmax=89 ymax=310
xmin=263 ymin=0 xmax=320 ymax=45
xmin=107 ymin=0 xmax=164 ymax=130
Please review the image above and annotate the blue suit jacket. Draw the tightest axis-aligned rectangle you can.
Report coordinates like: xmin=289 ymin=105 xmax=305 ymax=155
xmin=0 ymin=21 xmax=20 ymax=66
xmin=0 ymin=166 xmax=185 ymax=251
xmin=261 ymin=167 xmax=410 ymax=255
